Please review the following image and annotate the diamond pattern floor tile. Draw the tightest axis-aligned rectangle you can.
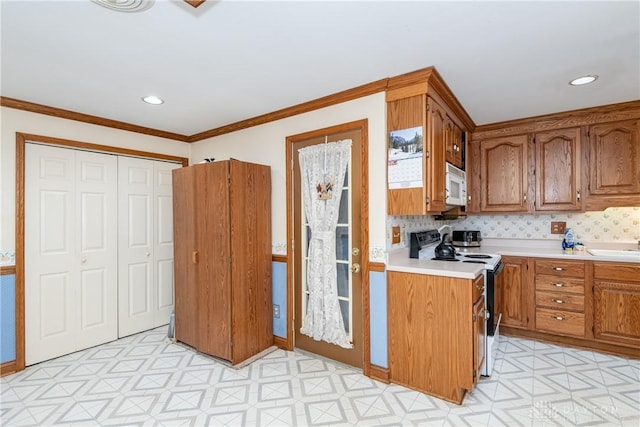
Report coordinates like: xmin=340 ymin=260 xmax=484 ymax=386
xmin=2 ymin=326 xmax=639 ymax=426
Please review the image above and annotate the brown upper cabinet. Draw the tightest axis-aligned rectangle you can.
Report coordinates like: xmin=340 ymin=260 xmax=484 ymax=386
xmin=469 ymin=128 xmax=582 ymax=213
xmin=535 ymin=127 xmax=582 ymax=211
xmin=586 ymin=119 xmax=640 ymax=210
xmin=474 ymin=134 xmax=531 ymax=213
xmin=469 ymin=101 xmax=640 ymax=213
xmin=445 ymin=117 xmax=464 ymax=168
xmin=385 ymin=67 xmax=473 ymax=216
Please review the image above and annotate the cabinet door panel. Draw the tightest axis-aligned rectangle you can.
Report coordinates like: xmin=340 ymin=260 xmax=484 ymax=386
xmin=172 ymin=166 xmax=198 ymax=349
xmin=426 ymin=97 xmax=446 ymax=212
xmin=589 ymin=120 xmax=640 ymax=195
xmin=479 ymin=135 xmax=530 ymax=212
xmin=498 ymin=257 xmax=531 ymax=329
xmin=594 ymin=281 xmax=640 ymax=347
xmin=473 ymin=297 xmax=485 ymax=384
xmin=535 ymin=128 xmax=582 ymax=211
xmin=195 ymin=162 xmax=232 ymax=360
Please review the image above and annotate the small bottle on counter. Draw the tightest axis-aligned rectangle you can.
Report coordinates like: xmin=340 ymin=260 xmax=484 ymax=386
xmin=562 ymin=228 xmax=575 ymax=253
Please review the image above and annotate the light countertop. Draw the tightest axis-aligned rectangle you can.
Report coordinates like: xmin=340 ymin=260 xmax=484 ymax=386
xmin=387 ymin=238 xmax=639 ymax=277
xmin=387 ymin=250 xmax=484 ymax=279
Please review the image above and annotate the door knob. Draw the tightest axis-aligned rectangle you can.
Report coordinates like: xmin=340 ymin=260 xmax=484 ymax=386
xmin=351 ymin=263 xmax=361 ymax=274
xmin=352 ymin=247 xmax=360 ymax=256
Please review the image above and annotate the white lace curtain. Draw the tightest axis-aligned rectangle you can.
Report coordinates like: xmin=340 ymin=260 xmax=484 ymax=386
xmin=298 ymin=139 xmax=353 ymax=348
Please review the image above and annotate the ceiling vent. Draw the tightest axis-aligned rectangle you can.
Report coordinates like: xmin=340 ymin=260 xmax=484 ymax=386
xmin=91 ymin=0 xmax=155 ymax=13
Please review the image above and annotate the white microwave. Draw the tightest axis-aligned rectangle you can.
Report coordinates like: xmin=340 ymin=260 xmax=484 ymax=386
xmin=445 ymin=162 xmax=467 ymax=208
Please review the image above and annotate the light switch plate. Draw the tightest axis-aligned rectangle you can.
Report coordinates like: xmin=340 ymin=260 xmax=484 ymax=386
xmin=391 ymin=226 xmax=401 ymax=244
xmin=551 ymin=221 xmax=566 ymax=234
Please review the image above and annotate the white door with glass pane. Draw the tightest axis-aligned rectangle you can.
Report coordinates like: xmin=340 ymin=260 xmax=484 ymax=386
xmin=25 ymin=144 xmax=118 ymax=365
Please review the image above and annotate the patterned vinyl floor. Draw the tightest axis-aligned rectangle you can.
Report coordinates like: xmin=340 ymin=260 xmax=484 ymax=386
xmin=1 ymin=327 xmax=638 ymax=426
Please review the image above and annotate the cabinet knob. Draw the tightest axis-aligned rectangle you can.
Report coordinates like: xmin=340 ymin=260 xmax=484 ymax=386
xmin=81 ymin=257 xmax=87 ymax=264
xmin=552 ymin=298 xmax=565 ymax=304
xmin=552 ymin=315 xmax=565 ymax=321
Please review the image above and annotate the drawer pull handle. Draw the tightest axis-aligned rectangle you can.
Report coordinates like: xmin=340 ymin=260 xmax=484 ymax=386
xmin=552 ymin=299 xmax=565 ymax=304
xmin=553 ymin=267 xmax=565 ymax=271
xmin=552 ymin=315 xmax=565 ymax=321
xmin=553 ymin=283 xmax=565 ymax=287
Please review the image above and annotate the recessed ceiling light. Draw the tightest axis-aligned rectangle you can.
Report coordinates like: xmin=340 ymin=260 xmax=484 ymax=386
xmin=569 ymin=75 xmax=598 ymax=86
xmin=142 ymin=95 xmax=164 ymax=105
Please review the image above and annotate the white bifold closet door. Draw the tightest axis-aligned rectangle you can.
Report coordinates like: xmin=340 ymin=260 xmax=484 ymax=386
xmin=118 ymin=157 xmax=180 ymax=337
xmin=25 ymin=144 xmax=118 ymax=366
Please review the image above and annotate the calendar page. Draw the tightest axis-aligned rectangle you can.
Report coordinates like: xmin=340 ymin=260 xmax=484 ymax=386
xmin=388 ymin=126 xmax=423 ymax=189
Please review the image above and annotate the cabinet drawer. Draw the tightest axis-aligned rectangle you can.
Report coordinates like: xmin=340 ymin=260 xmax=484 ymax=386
xmin=536 ymin=307 xmax=585 ymax=337
xmin=535 ymin=275 xmax=584 ymax=294
xmin=536 ymin=291 xmax=584 ymax=312
xmin=535 ymin=260 xmax=585 ymax=278
xmin=594 ymin=262 xmax=640 ymax=283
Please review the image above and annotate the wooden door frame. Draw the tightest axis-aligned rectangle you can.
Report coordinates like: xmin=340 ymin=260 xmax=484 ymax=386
xmin=13 ymin=132 xmax=188 ymax=372
xmin=284 ymin=119 xmax=371 ymax=376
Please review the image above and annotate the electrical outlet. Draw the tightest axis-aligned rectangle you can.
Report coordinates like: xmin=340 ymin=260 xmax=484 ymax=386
xmin=273 ymin=304 xmax=280 ymax=318
xmin=391 ymin=226 xmax=401 ymax=244
xmin=551 ymin=221 xmax=566 ymax=234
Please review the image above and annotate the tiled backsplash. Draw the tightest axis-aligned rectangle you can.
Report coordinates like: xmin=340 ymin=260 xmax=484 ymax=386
xmin=388 ymin=207 xmax=640 ymax=248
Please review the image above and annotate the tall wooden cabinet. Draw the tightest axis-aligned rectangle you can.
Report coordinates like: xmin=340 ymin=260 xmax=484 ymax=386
xmin=173 ymin=159 xmax=273 ymax=365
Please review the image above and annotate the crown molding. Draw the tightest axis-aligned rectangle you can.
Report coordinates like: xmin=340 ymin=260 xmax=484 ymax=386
xmin=0 ymin=97 xmax=190 ymax=142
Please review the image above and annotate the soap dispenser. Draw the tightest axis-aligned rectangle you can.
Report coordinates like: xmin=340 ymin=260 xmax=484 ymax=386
xmin=562 ymin=228 xmax=575 ymax=252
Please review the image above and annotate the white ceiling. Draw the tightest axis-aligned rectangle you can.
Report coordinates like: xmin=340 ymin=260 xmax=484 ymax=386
xmin=2 ymin=0 xmax=639 ymax=137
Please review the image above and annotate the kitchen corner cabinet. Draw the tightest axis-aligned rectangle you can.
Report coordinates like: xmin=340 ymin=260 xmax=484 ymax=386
xmin=388 ymin=271 xmax=484 ymax=404
xmin=385 ymin=69 xmax=473 ymax=216
xmin=497 ymin=256 xmax=533 ymax=330
xmin=586 ymin=119 xmax=640 ymax=210
xmin=593 ymin=262 xmax=640 ymax=348
xmin=173 ymin=159 xmax=273 ymax=366
xmin=386 ymin=94 xmax=446 ymax=214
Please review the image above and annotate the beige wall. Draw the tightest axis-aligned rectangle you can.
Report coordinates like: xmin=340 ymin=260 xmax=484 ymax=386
xmin=190 ymin=92 xmax=388 ymax=260
xmin=0 ymin=107 xmax=190 ymax=252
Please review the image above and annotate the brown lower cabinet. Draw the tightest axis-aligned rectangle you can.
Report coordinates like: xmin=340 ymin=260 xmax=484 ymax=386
xmin=593 ymin=262 xmax=640 ymax=348
xmin=499 ymin=256 xmax=640 ymax=358
xmin=388 ymin=271 xmax=484 ymax=404
xmin=497 ymin=256 xmax=533 ymax=330
xmin=172 ymin=159 xmax=273 ymax=365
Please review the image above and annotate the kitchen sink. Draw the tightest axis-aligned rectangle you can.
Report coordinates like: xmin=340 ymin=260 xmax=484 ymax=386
xmin=587 ymin=249 xmax=640 ymax=260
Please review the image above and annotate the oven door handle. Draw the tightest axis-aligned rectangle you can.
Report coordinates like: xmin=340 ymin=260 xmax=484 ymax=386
xmin=493 ymin=261 xmax=505 ymax=275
